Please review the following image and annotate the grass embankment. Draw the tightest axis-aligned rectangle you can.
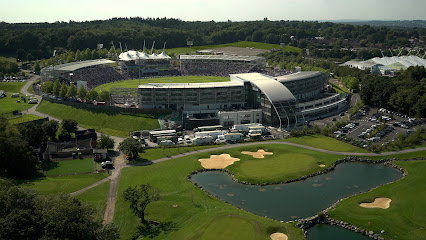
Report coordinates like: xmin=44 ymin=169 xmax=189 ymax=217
xmin=165 ymin=41 xmax=302 ymax=55
xmin=22 ymin=173 xmax=108 ymax=195
xmin=75 ymin=181 xmax=110 ymax=220
xmin=282 ymin=134 xmax=368 ymax=153
xmin=37 ymin=101 xmax=160 ymax=137
xmin=94 ymin=76 xmax=229 ymax=92
xmin=0 ymin=81 xmax=25 ymax=93
xmin=329 ymin=160 xmax=426 ymax=240
xmin=116 ymin=145 xmax=306 ymax=240
xmin=7 ymin=114 xmax=40 ymax=124
xmin=47 ymin=158 xmax=101 ymax=176
xmin=0 ymin=95 xmax=33 ymax=114
xmin=329 ymin=82 xmax=349 ymax=94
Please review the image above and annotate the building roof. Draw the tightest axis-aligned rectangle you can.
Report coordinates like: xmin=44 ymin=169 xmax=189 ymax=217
xmin=230 ymin=73 xmax=295 ymax=102
xmin=42 ymin=59 xmax=115 ymax=72
xmin=119 ymin=50 xmax=171 ymax=61
xmin=367 ymin=55 xmax=426 ymax=70
xmin=179 ymin=55 xmax=264 ymax=62
xmin=139 ymin=81 xmax=242 ymax=89
xmin=275 ymin=71 xmax=324 ymax=82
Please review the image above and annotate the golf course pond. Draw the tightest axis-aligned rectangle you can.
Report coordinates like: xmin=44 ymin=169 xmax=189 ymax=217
xmin=191 ymin=162 xmax=403 ymax=238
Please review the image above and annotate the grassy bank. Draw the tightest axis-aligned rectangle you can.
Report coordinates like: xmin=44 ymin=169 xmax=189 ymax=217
xmin=7 ymin=114 xmax=40 ymax=124
xmin=47 ymin=158 xmax=101 ymax=176
xmin=75 ymin=180 xmax=110 ymax=220
xmin=0 ymin=81 xmax=25 ymax=93
xmin=0 ymin=95 xmax=33 ymax=114
xmin=37 ymin=101 xmax=160 ymax=137
xmin=94 ymin=76 xmax=229 ymax=92
xmin=329 ymin=160 xmax=426 ymax=240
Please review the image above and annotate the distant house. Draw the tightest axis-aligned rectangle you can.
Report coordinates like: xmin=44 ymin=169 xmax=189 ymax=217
xmin=93 ymin=148 xmax=108 ymax=161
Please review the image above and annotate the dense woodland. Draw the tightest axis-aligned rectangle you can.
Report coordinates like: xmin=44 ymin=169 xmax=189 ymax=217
xmin=1 ymin=18 xmax=425 ymax=60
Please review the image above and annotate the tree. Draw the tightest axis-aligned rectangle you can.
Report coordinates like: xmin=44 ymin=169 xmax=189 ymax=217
xmin=98 ymin=90 xmax=110 ymax=102
xmin=34 ymin=62 xmax=41 ymax=74
xmin=61 ymin=119 xmax=78 ymax=136
xmin=77 ymin=85 xmax=87 ymax=100
xmin=99 ymin=135 xmax=115 ymax=149
xmin=52 ymin=79 xmax=61 ymax=96
xmin=0 ymin=119 xmax=39 ymax=179
xmin=18 ymin=123 xmax=47 ymax=149
xmin=118 ymin=138 xmax=143 ymax=160
xmin=67 ymin=83 xmax=77 ymax=98
xmin=41 ymin=81 xmax=54 ymax=94
xmin=0 ymin=184 xmax=120 ymax=240
xmin=42 ymin=120 xmax=59 ymax=141
xmin=59 ymin=82 xmax=68 ymax=98
xmin=86 ymin=89 xmax=98 ymax=102
xmin=123 ymin=184 xmax=160 ymax=225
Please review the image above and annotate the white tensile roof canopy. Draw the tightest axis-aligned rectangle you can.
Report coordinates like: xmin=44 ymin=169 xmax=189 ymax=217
xmin=119 ymin=50 xmax=171 ymax=61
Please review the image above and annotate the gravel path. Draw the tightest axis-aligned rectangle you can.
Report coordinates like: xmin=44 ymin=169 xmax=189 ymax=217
xmin=103 ymin=153 xmax=126 ymax=224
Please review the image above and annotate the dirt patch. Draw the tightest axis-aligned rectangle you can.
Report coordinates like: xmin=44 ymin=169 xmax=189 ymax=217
xmin=360 ymin=198 xmax=392 ymax=209
xmin=198 ymin=154 xmax=240 ymax=169
xmin=270 ymin=232 xmax=288 ymax=240
xmin=241 ymin=149 xmax=273 ymax=158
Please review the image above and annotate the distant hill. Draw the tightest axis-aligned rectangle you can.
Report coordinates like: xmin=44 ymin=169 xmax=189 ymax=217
xmin=343 ymin=20 xmax=426 ymax=29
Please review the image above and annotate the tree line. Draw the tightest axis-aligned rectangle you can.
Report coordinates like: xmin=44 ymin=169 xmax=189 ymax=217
xmin=1 ymin=18 xmax=424 ymax=60
xmin=41 ymin=80 xmax=110 ymax=102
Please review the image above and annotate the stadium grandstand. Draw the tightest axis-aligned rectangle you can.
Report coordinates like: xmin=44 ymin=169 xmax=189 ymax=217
xmin=343 ymin=55 xmax=426 ymax=74
xmin=179 ymin=55 xmax=266 ymax=76
xmin=118 ymin=50 xmax=174 ymax=78
xmin=40 ymin=59 xmax=128 ymax=89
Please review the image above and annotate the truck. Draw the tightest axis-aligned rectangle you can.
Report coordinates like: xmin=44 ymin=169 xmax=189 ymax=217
xmin=232 ymin=123 xmax=263 ymax=133
xmin=224 ymin=133 xmax=243 ymax=142
xmin=248 ymin=126 xmax=267 ymax=135
xmin=194 ymin=130 xmax=227 ymax=140
xmin=192 ymin=136 xmax=213 ymax=145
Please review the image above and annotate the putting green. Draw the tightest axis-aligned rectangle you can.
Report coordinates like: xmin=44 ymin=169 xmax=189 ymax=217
xmin=190 ymin=216 xmax=259 ymax=240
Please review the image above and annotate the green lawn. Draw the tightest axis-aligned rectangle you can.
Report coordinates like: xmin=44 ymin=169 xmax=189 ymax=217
xmin=367 ymin=150 xmax=426 ymax=160
xmin=165 ymin=41 xmax=302 ymax=55
xmin=47 ymin=158 xmax=100 ymax=176
xmin=37 ymin=101 xmax=160 ymax=137
xmin=283 ymin=135 xmax=368 ymax=153
xmin=138 ymin=145 xmax=223 ymax=162
xmin=22 ymin=173 xmax=108 ymax=195
xmin=329 ymin=160 xmax=426 ymax=240
xmin=0 ymin=95 xmax=33 ymax=114
xmin=0 ymin=81 xmax=25 ymax=93
xmin=75 ymin=180 xmax=110 ymax=220
xmin=115 ymin=148 xmax=305 ymax=240
xmin=222 ymin=144 xmax=344 ymax=184
xmin=7 ymin=114 xmax=40 ymax=124
xmin=329 ymin=82 xmax=349 ymax=94
xmin=94 ymin=76 xmax=229 ymax=92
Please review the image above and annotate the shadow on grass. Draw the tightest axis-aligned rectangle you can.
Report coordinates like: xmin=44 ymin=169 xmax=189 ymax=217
xmin=132 ymin=221 xmax=178 ymax=240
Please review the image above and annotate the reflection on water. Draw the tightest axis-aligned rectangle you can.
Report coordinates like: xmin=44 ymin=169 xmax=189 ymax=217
xmin=307 ymin=224 xmax=371 ymax=240
xmin=191 ymin=162 xmax=402 ymax=221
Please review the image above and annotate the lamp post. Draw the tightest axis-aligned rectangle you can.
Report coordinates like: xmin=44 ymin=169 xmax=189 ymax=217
xmin=280 ymin=43 xmax=285 ymax=70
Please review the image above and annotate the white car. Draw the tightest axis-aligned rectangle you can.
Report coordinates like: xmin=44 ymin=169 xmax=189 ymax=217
xmin=177 ymin=137 xmax=184 ymax=144
xmin=184 ymin=135 xmax=192 ymax=144
xmin=102 ymin=161 xmax=113 ymax=168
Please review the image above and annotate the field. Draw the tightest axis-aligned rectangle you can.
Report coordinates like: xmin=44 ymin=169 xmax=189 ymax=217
xmin=115 ymin=146 xmax=305 ymax=240
xmin=329 ymin=160 xmax=426 ymax=240
xmin=0 ymin=81 xmax=25 ymax=93
xmin=282 ymin=134 xmax=368 ymax=153
xmin=22 ymin=172 xmax=108 ymax=195
xmin=75 ymin=180 xmax=110 ymax=220
xmin=37 ymin=101 xmax=160 ymax=137
xmin=47 ymin=158 xmax=100 ymax=176
xmin=165 ymin=41 xmax=302 ymax=55
xmin=0 ymin=95 xmax=33 ymax=114
xmin=94 ymin=76 xmax=229 ymax=92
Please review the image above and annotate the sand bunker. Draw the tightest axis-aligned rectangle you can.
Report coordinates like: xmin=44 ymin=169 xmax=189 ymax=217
xmin=360 ymin=198 xmax=392 ymax=209
xmin=319 ymin=164 xmax=326 ymax=167
xmin=198 ymin=154 xmax=240 ymax=169
xmin=270 ymin=232 xmax=288 ymax=240
xmin=241 ymin=149 xmax=273 ymax=158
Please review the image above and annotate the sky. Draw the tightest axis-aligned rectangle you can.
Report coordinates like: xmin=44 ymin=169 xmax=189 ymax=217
xmin=1 ymin=0 xmax=425 ymax=23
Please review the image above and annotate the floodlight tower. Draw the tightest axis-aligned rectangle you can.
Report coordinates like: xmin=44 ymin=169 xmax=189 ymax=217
xmin=187 ymin=41 xmax=193 ymax=55
xmin=280 ymin=43 xmax=285 ymax=70
xmin=306 ymin=49 xmax=310 ymax=71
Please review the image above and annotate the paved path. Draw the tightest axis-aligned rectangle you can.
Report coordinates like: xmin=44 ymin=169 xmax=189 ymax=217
xmin=70 ymin=177 xmax=110 ymax=197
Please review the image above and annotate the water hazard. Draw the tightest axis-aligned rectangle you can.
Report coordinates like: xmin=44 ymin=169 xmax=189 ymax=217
xmin=306 ymin=224 xmax=371 ymax=240
xmin=190 ymin=162 xmax=402 ymax=221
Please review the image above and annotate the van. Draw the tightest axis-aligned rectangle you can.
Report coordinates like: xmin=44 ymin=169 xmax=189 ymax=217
xmin=28 ymin=99 xmax=38 ymax=104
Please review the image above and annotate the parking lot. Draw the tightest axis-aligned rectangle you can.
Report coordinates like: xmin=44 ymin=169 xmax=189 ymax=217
xmin=311 ymin=106 xmax=425 ymax=146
